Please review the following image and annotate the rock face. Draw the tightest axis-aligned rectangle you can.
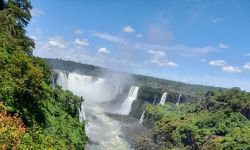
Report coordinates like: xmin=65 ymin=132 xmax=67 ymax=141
xmin=129 ymin=86 xmax=200 ymax=120
xmin=106 ymin=113 xmax=159 ymax=150
xmin=241 ymin=107 xmax=250 ymax=119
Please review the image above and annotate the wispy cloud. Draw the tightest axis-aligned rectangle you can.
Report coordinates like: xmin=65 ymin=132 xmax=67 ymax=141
xmin=209 ymin=59 xmax=243 ymax=73
xmin=72 ymin=38 xmax=89 ymax=48
xmin=92 ymin=32 xmax=127 ymax=45
xmin=43 ymin=36 xmax=68 ymax=49
xmin=31 ymin=8 xmax=44 ymax=17
xmin=73 ymin=29 xmax=84 ymax=35
xmin=122 ymin=25 xmax=136 ymax=33
xmin=222 ymin=66 xmax=242 ymax=73
xmin=246 ymin=53 xmax=250 ymax=57
xmin=34 ymin=27 xmax=42 ymax=34
xmin=210 ymin=17 xmax=225 ymax=23
xmin=209 ymin=60 xmax=226 ymax=66
xmin=92 ymin=31 xmax=216 ymax=58
xmin=146 ymin=50 xmax=178 ymax=67
xmin=97 ymin=47 xmax=111 ymax=54
xmin=219 ymin=43 xmax=230 ymax=49
xmin=243 ymin=62 xmax=250 ymax=70
xmin=147 ymin=24 xmax=174 ymax=44
xmin=148 ymin=59 xmax=178 ymax=67
xmin=148 ymin=50 xmax=166 ymax=59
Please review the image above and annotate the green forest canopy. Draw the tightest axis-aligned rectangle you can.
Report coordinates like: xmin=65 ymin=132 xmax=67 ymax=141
xmin=0 ymin=0 xmax=87 ymax=149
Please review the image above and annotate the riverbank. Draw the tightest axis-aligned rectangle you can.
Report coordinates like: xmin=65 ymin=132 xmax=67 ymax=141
xmin=106 ymin=113 xmax=159 ymax=150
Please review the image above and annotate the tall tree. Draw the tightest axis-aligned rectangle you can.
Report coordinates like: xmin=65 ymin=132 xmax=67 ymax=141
xmin=0 ymin=0 xmax=5 ymax=10
xmin=0 ymin=0 xmax=34 ymax=55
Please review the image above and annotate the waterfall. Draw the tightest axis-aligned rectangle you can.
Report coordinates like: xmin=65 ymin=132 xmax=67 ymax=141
xmin=54 ymin=71 xmax=125 ymax=119
xmin=51 ymin=74 xmax=55 ymax=90
xmin=176 ymin=93 xmax=181 ymax=106
xmin=56 ymin=72 xmax=68 ymax=90
xmin=79 ymin=102 xmax=86 ymax=122
xmin=118 ymin=86 xmax=139 ymax=115
xmin=159 ymin=92 xmax=168 ymax=105
xmin=139 ymin=111 xmax=145 ymax=124
xmin=153 ymin=95 xmax=157 ymax=104
xmin=55 ymin=71 xmax=122 ymax=102
xmin=54 ymin=71 xmax=131 ymax=149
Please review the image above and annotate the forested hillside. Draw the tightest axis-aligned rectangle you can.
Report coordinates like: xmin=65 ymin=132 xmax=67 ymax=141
xmin=45 ymin=58 xmax=223 ymax=97
xmin=139 ymin=88 xmax=250 ymax=149
xmin=0 ymin=0 xmax=87 ymax=149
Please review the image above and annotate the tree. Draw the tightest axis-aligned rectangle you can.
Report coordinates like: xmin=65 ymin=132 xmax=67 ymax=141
xmin=0 ymin=0 xmax=34 ymax=55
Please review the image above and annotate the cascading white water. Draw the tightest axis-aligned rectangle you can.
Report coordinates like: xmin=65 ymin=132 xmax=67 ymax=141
xmin=56 ymin=71 xmax=122 ymax=103
xmin=139 ymin=111 xmax=145 ymax=124
xmin=176 ymin=93 xmax=181 ymax=106
xmin=56 ymin=72 xmax=68 ymax=90
xmin=159 ymin=92 xmax=168 ymax=105
xmin=79 ymin=102 xmax=86 ymax=122
xmin=118 ymin=86 xmax=139 ymax=115
xmin=56 ymin=71 xmax=93 ymax=121
xmin=54 ymin=70 xmax=131 ymax=149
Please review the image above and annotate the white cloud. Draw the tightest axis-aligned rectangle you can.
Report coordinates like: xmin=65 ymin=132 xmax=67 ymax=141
xmin=31 ymin=8 xmax=44 ymax=17
xmin=222 ymin=66 xmax=242 ymax=73
xmin=146 ymin=50 xmax=177 ymax=67
xmin=73 ymin=38 xmax=89 ymax=47
xmin=167 ymin=61 xmax=178 ymax=67
xmin=148 ymin=50 xmax=166 ymax=59
xmin=92 ymin=31 xmax=216 ymax=58
xmin=93 ymin=32 xmax=127 ymax=45
xmin=43 ymin=36 xmax=67 ymax=49
xmin=135 ymin=43 xmax=216 ymax=58
xmin=219 ymin=43 xmax=230 ymax=49
xmin=243 ymin=62 xmax=250 ymax=70
xmin=122 ymin=25 xmax=135 ymax=33
xmin=149 ymin=59 xmax=178 ymax=67
xmin=73 ymin=30 xmax=84 ymax=35
xmin=210 ymin=17 xmax=224 ymax=23
xmin=30 ymin=35 xmax=38 ymax=41
xmin=97 ymin=47 xmax=110 ymax=54
xmin=246 ymin=53 xmax=250 ymax=57
xmin=209 ymin=60 xmax=243 ymax=73
xmin=170 ymin=45 xmax=216 ymax=57
xmin=34 ymin=27 xmax=42 ymax=34
xmin=209 ymin=60 xmax=226 ymax=67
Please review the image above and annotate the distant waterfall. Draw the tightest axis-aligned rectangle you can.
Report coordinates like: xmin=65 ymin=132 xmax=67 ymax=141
xmin=79 ymin=102 xmax=86 ymax=122
xmin=176 ymin=94 xmax=181 ymax=106
xmin=118 ymin=86 xmax=139 ymax=115
xmin=139 ymin=111 xmax=145 ymax=124
xmin=159 ymin=92 xmax=168 ymax=105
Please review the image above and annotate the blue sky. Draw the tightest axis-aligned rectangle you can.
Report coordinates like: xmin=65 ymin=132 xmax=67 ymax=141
xmin=27 ymin=0 xmax=250 ymax=91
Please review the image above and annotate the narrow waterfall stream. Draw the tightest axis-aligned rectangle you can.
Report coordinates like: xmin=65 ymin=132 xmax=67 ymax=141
xmin=176 ymin=93 xmax=181 ymax=106
xmin=139 ymin=111 xmax=145 ymax=124
xmin=159 ymin=92 xmax=168 ymax=105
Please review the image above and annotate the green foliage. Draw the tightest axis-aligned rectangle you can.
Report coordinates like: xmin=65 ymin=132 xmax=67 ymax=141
xmin=0 ymin=1 xmax=87 ymax=149
xmin=18 ymin=87 xmax=87 ymax=149
xmin=144 ymin=89 xmax=250 ymax=150
xmin=53 ymin=86 xmax=83 ymax=118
